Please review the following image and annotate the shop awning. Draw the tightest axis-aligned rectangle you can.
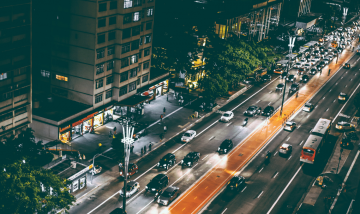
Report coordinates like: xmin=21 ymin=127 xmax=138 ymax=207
xmin=116 ymin=95 xmax=151 ymax=107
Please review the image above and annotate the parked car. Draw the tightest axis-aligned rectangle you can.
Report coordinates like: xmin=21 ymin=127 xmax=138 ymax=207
xmin=294 ymin=62 xmax=302 ymax=68
xmin=218 ymin=139 xmax=234 ymax=154
xmin=226 ymin=176 xmax=246 ymax=192
xmin=181 ymin=130 xmax=196 ymax=143
xmin=119 ymin=181 xmax=140 ymax=198
xmin=303 ymin=102 xmax=314 ymax=112
xmin=310 ymin=59 xmax=317 ymax=65
xmin=276 ymin=83 xmax=285 ymax=92
xmin=297 ymin=68 xmax=305 ymax=75
xmin=323 ymin=57 xmax=330 ymax=64
xmin=314 ymin=55 xmax=321 ymax=62
xmin=220 ymin=111 xmax=234 ymax=122
xmin=300 ymin=74 xmax=309 ymax=82
xmin=262 ymin=106 xmax=275 ymax=116
xmin=157 ymin=153 xmax=176 ymax=170
xmin=279 ymin=143 xmax=292 ymax=156
xmin=145 ymin=174 xmax=169 ymax=193
xmin=156 ymin=186 xmax=181 ymax=206
xmin=284 ymin=121 xmax=296 ymax=131
xmin=244 ymin=106 xmax=262 ymax=116
xmin=181 ymin=152 xmax=200 ymax=167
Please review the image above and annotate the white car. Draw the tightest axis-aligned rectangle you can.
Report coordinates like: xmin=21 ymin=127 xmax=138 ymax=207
xmin=279 ymin=143 xmax=292 ymax=156
xmin=323 ymin=58 xmax=330 ymax=64
xmin=181 ymin=130 xmax=196 ymax=143
xmin=304 ymin=63 xmax=311 ymax=70
xmin=310 ymin=59 xmax=317 ymax=65
xmin=300 ymin=59 xmax=307 ymax=64
xmin=220 ymin=111 xmax=234 ymax=122
xmin=314 ymin=56 xmax=321 ymax=62
xmin=294 ymin=62 xmax=302 ymax=68
xmin=328 ymin=54 xmax=334 ymax=60
xmin=284 ymin=121 xmax=296 ymax=131
xmin=120 ymin=181 xmax=140 ymax=198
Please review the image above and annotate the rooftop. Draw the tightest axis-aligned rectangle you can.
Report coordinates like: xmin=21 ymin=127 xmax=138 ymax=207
xmin=50 ymin=159 xmax=87 ymax=180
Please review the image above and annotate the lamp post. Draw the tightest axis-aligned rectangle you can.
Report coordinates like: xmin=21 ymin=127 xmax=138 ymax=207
xmin=280 ymin=35 xmax=296 ymax=117
xmin=119 ymin=118 xmax=135 ymax=213
xmin=90 ymin=153 xmax=101 ymax=184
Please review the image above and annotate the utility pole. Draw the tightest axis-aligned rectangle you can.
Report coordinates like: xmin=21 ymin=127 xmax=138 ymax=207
xmin=280 ymin=35 xmax=296 ymax=117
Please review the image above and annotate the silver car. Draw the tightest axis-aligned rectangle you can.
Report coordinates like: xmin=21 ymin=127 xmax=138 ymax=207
xmin=119 ymin=181 xmax=140 ymax=198
xmin=279 ymin=143 xmax=292 ymax=156
xmin=181 ymin=130 xmax=196 ymax=143
xmin=284 ymin=121 xmax=296 ymax=131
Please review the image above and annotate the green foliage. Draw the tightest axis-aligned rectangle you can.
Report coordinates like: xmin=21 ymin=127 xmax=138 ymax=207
xmin=0 ymin=160 xmax=75 ymax=214
xmin=199 ymin=74 xmax=228 ymax=101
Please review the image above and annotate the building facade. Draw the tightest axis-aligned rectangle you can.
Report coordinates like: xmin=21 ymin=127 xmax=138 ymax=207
xmin=32 ymin=0 xmax=155 ymax=142
xmin=0 ymin=0 xmax=33 ymax=142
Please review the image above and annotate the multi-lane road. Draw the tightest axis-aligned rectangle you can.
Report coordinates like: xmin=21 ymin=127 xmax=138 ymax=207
xmin=69 ymin=35 xmax=360 ymax=214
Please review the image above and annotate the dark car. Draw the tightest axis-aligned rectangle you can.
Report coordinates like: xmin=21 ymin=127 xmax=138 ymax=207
xmin=316 ymin=64 xmax=323 ymax=71
xmin=157 ymin=153 xmax=176 ymax=170
xmin=340 ymin=136 xmax=352 ymax=148
xmin=226 ymin=176 xmax=246 ymax=191
xmin=289 ymin=83 xmax=299 ymax=93
xmin=286 ymin=74 xmax=296 ymax=82
xmin=335 ymin=121 xmax=355 ymax=131
xmin=119 ymin=163 xmax=139 ymax=178
xmin=261 ymin=74 xmax=271 ymax=81
xmin=109 ymin=208 xmax=126 ymax=214
xmin=343 ymin=63 xmax=350 ymax=69
xmin=338 ymin=92 xmax=348 ymax=101
xmin=297 ymin=68 xmax=305 ymax=75
xmin=262 ymin=106 xmax=275 ymax=116
xmin=244 ymin=77 xmax=256 ymax=84
xmin=145 ymin=174 xmax=169 ymax=193
xmin=300 ymin=74 xmax=309 ymax=82
xmin=319 ymin=61 xmax=326 ymax=68
xmin=281 ymin=71 xmax=288 ymax=79
xmin=244 ymin=105 xmax=261 ymax=116
xmin=218 ymin=139 xmax=233 ymax=154
xmin=276 ymin=83 xmax=285 ymax=92
xmin=309 ymin=68 xmax=317 ymax=75
xmin=156 ymin=186 xmax=181 ymax=206
xmin=181 ymin=152 xmax=200 ymax=167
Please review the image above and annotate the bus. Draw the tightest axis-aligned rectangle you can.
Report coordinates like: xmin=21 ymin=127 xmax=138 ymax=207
xmin=300 ymin=118 xmax=332 ymax=164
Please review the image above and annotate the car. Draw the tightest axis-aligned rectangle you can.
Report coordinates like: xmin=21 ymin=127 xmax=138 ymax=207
xmin=345 ymin=132 xmax=359 ymax=141
xmin=338 ymin=48 xmax=343 ymax=53
xmin=314 ymin=55 xmax=321 ymax=62
xmin=244 ymin=105 xmax=262 ymax=116
xmin=300 ymin=74 xmax=309 ymax=82
xmin=320 ymin=52 xmax=326 ymax=58
xmin=157 ymin=153 xmax=176 ymax=170
xmin=309 ymin=68 xmax=317 ymax=75
xmin=145 ymin=174 xmax=169 ymax=193
xmin=284 ymin=121 xmax=296 ymax=131
xmin=328 ymin=54 xmax=334 ymax=60
xmin=262 ymin=106 xmax=275 ymax=116
xmin=304 ymin=63 xmax=311 ymax=70
xmin=289 ymin=83 xmax=299 ymax=93
xmin=319 ymin=61 xmax=326 ymax=68
xmin=109 ymin=208 xmax=126 ymax=214
xmin=279 ymin=143 xmax=292 ymax=156
xmin=305 ymin=55 xmax=312 ymax=62
xmin=338 ymin=92 xmax=348 ymax=101
xmin=294 ymin=62 xmax=302 ymax=68
xmin=324 ymin=49 xmax=328 ymax=55
xmin=220 ymin=111 xmax=234 ymax=122
xmin=340 ymin=136 xmax=352 ymax=148
xmin=281 ymin=71 xmax=288 ymax=79
xmin=297 ymin=68 xmax=305 ymax=75
xmin=323 ymin=57 xmax=330 ymax=64
xmin=119 ymin=163 xmax=138 ymax=178
xmin=335 ymin=121 xmax=355 ymax=131
xmin=319 ymin=46 xmax=325 ymax=52
xmin=261 ymin=74 xmax=271 ymax=81
xmin=226 ymin=176 xmax=246 ymax=191
xmin=276 ymin=83 xmax=285 ymax=92
xmin=343 ymin=63 xmax=350 ymax=69
xmin=286 ymin=74 xmax=296 ymax=82
xmin=119 ymin=181 xmax=140 ymax=198
xmin=156 ymin=186 xmax=181 ymax=206
xmin=310 ymin=59 xmax=317 ymax=65
xmin=181 ymin=130 xmax=196 ymax=143
xmin=333 ymin=50 xmax=338 ymax=55
xmin=313 ymin=50 xmax=320 ymax=56
xmin=303 ymin=102 xmax=314 ymax=112
xmin=244 ymin=77 xmax=256 ymax=84
xmin=91 ymin=165 xmax=102 ymax=175
xmin=181 ymin=152 xmax=200 ymax=167
xmin=218 ymin=139 xmax=233 ymax=154
xmin=316 ymin=64 xmax=323 ymax=71
xmin=300 ymin=59 xmax=307 ymax=64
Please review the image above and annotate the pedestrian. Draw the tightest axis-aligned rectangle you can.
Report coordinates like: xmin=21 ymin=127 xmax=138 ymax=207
xmin=141 ymin=147 xmax=144 ymax=155
xmin=320 ymin=69 xmax=322 ymax=75
xmin=143 ymin=145 xmax=147 ymax=153
xmin=296 ymin=91 xmax=299 ymax=98
xmin=328 ymin=69 xmax=331 ymax=76
xmin=83 ymin=154 xmax=86 ymax=160
xmin=130 ymin=144 xmax=134 ymax=153
xmin=353 ymin=46 xmax=355 ymax=52
xmin=160 ymin=133 xmax=164 ymax=140
xmin=149 ymin=142 xmax=152 ymax=151
xmin=109 ymin=130 xmax=112 ymax=138
xmin=164 ymin=125 xmax=167 ymax=133
xmin=163 ymin=107 xmax=166 ymax=114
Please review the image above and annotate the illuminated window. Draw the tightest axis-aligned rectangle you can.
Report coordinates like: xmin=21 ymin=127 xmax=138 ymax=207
xmin=41 ymin=70 xmax=50 ymax=78
xmin=0 ymin=73 xmax=7 ymax=81
xmin=146 ymin=8 xmax=154 ymax=17
xmin=145 ymin=34 xmax=151 ymax=44
xmin=124 ymin=0 xmax=132 ymax=9
xmin=133 ymin=12 xmax=140 ymax=22
xmin=130 ymin=54 xmax=138 ymax=64
xmin=56 ymin=75 xmax=68 ymax=81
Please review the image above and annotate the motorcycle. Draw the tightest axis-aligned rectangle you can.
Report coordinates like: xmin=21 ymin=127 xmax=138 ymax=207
xmin=243 ymin=118 xmax=249 ymax=126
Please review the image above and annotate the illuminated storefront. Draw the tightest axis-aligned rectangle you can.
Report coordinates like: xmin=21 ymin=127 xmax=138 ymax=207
xmin=83 ymin=118 xmax=92 ymax=134
xmin=71 ymin=121 xmax=83 ymax=139
xmin=59 ymin=125 xmax=71 ymax=143
xmin=93 ymin=111 xmax=103 ymax=128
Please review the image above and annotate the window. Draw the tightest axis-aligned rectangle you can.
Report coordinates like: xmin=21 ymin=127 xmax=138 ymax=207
xmin=146 ymin=7 xmax=154 ymax=16
xmin=138 ymin=50 xmax=142 ymax=58
xmin=108 ymin=46 xmax=115 ymax=55
xmin=121 ymin=57 xmax=129 ymax=68
xmin=15 ymin=107 xmax=27 ymax=116
xmin=106 ymin=90 xmax=113 ymax=99
xmin=110 ymin=1 xmax=117 ymax=10
xmin=129 ymin=81 xmax=136 ymax=92
xmin=95 ymin=94 xmax=103 ymax=103
xmin=40 ymin=70 xmax=50 ymax=78
xmin=131 ymin=40 xmax=139 ymax=51
xmin=146 ymin=22 xmax=152 ymax=30
xmin=145 ymin=34 xmax=151 ymax=44
xmin=99 ymin=3 xmax=107 ymax=12
xmin=0 ymin=112 xmax=12 ymax=123
xmin=143 ymin=61 xmax=149 ymax=70
xmin=140 ymin=23 xmax=144 ymax=32
xmin=139 ymin=37 xmax=143 ymax=45
xmin=56 ymin=75 xmax=68 ymax=81
xmin=96 ymin=79 xmax=103 ymax=89
xmin=133 ymin=0 xmax=142 ymax=7
xmin=109 ymin=16 xmax=116 ymax=25
xmin=133 ymin=12 xmax=140 ymax=22
xmin=123 ymin=14 xmax=132 ymax=24
xmin=108 ymin=31 xmax=116 ymax=41
xmin=107 ymin=61 xmax=114 ymax=70
xmin=137 ymin=78 xmax=140 ymax=85
xmin=130 ymin=54 xmax=138 ymax=65
xmin=119 ymin=85 xmax=128 ymax=96
xmin=98 ymin=34 xmax=105 ymax=44
xmin=129 ymin=67 xmax=138 ymax=78
xmin=142 ymin=74 xmax=148 ymax=82
xmin=14 ymin=87 xmax=29 ymax=97
xmin=96 ymin=63 xmax=105 ymax=74
xmin=122 ymin=43 xmax=131 ymax=53
xmin=120 ymin=71 xmax=128 ymax=82
xmin=144 ymin=48 xmax=150 ymax=57
xmin=106 ymin=75 xmax=113 ymax=85
xmin=2 ymin=92 xmax=12 ymax=101
xmin=132 ymin=26 xmax=141 ymax=36
xmin=124 ymin=0 xmax=132 ymax=9
xmin=122 ymin=28 xmax=131 ymax=39
xmin=98 ymin=18 xmax=106 ymax=28
xmin=148 ymin=0 xmax=154 ymax=2
xmin=97 ymin=49 xmax=105 ymax=59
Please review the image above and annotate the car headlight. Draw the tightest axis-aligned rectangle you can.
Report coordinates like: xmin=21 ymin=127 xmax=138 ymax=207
xmin=218 ymin=147 xmax=220 ymax=151
xmin=181 ymin=160 xmax=184 ymax=164
xmin=163 ymin=164 xmax=167 ymax=166
xmin=145 ymin=186 xmax=148 ymax=189
xmin=300 ymin=78 xmax=303 ymax=80
xmin=157 ymin=163 xmax=160 ymax=166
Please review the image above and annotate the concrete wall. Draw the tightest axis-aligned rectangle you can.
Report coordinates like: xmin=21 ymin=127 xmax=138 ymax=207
xmin=31 ymin=119 xmax=59 ymax=141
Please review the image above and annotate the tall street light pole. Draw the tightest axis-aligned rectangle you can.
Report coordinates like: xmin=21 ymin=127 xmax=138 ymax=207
xmin=119 ymin=118 xmax=134 ymax=213
xmin=280 ymin=35 xmax=296 ymax=117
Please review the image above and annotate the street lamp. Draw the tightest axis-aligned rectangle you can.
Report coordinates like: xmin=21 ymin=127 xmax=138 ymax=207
xmin=280 ymin=35 xmax=296 ymax=117
xmin=119 ymin=118 xmax=135 ymax=213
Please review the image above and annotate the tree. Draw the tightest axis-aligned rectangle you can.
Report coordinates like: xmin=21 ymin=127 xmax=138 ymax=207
xmin=199 ymin=74 xmax=228 ymax=101
xmin=0 ymin=160 xmax=75 ymax=214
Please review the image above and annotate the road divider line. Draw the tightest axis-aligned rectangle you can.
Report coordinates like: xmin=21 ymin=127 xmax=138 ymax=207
xmin=221 ymin=208 xmax=227 ymax=214
xmin=202 ymin=155 xmax=208 ymax=160
xmin=241 ymin=186 xmax=247 ymax=192
xmin=259 ymin=167 xmax=264 ymax=173
xmin=273 ymin=172 xmax=279 ymax=179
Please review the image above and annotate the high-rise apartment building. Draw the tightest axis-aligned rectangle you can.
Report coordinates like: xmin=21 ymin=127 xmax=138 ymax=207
xmin=32 ymin=0 xmax=155 ymax=142
xmin=0 ymin=0 xmax=32 ymax=142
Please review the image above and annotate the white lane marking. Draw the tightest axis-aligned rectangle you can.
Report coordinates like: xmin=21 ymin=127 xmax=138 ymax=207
xmin=336 ymin=82 xmax=338 ymax=85
xmin=256 ymin=100 xmax=261 ymax=103
xmin=351 ymin=78 xmax=353 ymax=81
xmin=266 ymin=166 xmax=302 ymax=214
xmin=323 ymin=97 xmax=325 ymax=99
xmin=345 ymin=85 xmax=347 ymax=87
xmin=333 ymin=99 xmax=336 ymax=103
xmin=341 ymin=76 xmax=343 ymax=79
xmin=172 ymin=144 xmax=187 ymax=154
xmin=329 ymin=89 xmax=332 ymax=92
xmin=209 ymin=136 xmax=215 ymax=141
xmin=287 ymin=155 xmax=292 ymax=160
xmin=329 ymin=151 xmax=360 ymax=213
xmin=326 ymin=108 xmax=329 ymax=111
xmin=170 ymin=164 xmax=197 ymax=186
xmin=227 ymin=122 xmax=232 ymax=126
xmin=221 ymin=208 xmax=228 ymax=214
xmin=241 ymin=186 xmax=247 ymax=192
xmin=274 ymin=151 xmax=278 ymax=156
xmin=164 ymin=162 xmax=179 ymax=175
xmin=136 ymin=200 xmax=153 ymax=214
xmin=315 ymin=105 xmax=318 ymax=108
xmin=268 ymin=102 xmax=272 ymax=105
xmin=202 ymin=155 xmax=208 ymax=160
xmin=269 ymin=91 xmax=273 ymax=93
xmin=297 ymin=125 xmax=301 ymax=129
xmin=273 ymin=172 xmax=279 ymax=178
xmin=333 ymin=83 xmax=360 ymax=122
xmin=307 ymin=115 xmax=310 ymax=118
xmin=148 ymin=106 xmax=184 ymax=128
xmin=259 ymin=167 xmax=264 ymax=173
xmin=257 ymin=191 xmax=264 ymax=198
xmin=299 ymin=140 xmax=304 ymax=145
xmin=195 ymin=120 xmax=219 ymax=137
xmin=126 ymin=189 xmax=145 ymax=204
xmin=286 ymin=137 xmax=290 ymax=141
